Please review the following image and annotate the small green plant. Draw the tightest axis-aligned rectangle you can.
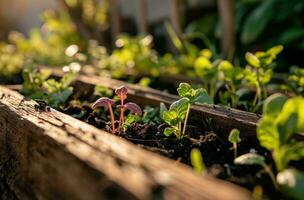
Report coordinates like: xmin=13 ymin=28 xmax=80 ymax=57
xmin=218 ymin=61 xmax=244 ymax=108
xmin=257 ymin=93 xmax=304 ymax=171
xmin=190 ymin=148 xmax=205 ymax=174
xmin=234 ymin=152 xmax=278 ymax=189
xmin=21 ymin=65 xmax=77 ymax=108
xmin=194 ymin=50 xmax=220 ymax=98
xmin=244 ymin=45 xmax=283 ymax=112
xmin=162 ymin=83 xmax=213 ymax=139
xmin=228 ymin=128 xmax=241 ymax=158
xmin=92 ymin=86 xmax=142 ymax=133
xmin=286 ymin=66 xmax=304 ymax=96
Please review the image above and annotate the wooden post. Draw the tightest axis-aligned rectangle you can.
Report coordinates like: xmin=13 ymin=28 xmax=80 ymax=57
xmin=136 ymin=0 xmax=148 ymax=33
xmin=169 ymin=0 xmax=183 ymax=38
xmin=217 ymin=0 xmax=235 ymax=60
xmin=109 ymin=0 xmax=121 ymax=46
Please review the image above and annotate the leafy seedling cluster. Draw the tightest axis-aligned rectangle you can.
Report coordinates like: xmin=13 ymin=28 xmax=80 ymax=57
xmin=162 ymin=83 xmax=213 ymax=139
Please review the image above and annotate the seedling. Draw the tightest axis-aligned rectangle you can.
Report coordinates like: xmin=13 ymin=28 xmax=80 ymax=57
xmin=92 ymin=85 xmax=142 ymax=134
xmin=234 ymin=153 xmax=278 ymax=189
xmin=162 ymin=83 xmax=213 ymax=139
xmin=228 ymin=129 xmax=241 ymax=158
xmin=218 ymin=61 xmax=244 ymax=108
xmin=190 ymin=148 xmax=205 ymax=174
xmin=244 ymin=45 xmax=283 ymax=112
xmin=257 ymin=93 xmax=304 ymax=171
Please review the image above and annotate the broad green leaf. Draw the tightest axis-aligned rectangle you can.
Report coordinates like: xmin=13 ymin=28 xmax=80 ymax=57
xmin=234 ymin=153 xmax=266 ymax=167
xmin=164 ymin=127 xmax=177 ymax=137
xmin=245 ymin=52 xmax=260 ymax=68
xmin=257 ymin=116 xmax=279 ymax=150
xmin=241 ymin=0 xmax=276 ymax=44
xmin=194 ymin=57 xmax=214 ymax=78
xmin=273 ymin=142 xmax=304 ymax=171
xmin=263 ymin=93 xmax=288 ymax=116
xmin=170 ymin=97 xmax=190 ymax=120
xmin=162 ymin=110 xmax=179 ymax=126
xmin=228 ymin=129 xmax=241 ymax=144
xmin=177 ymin=82 xmax=192 ymax=98
xmin=277 ymin=169 xmax=304 ymax=200
xmin=193 ymin=88 xmax=213 ymax=104
xmin=190 ymin=148 xmax=205 ymax=174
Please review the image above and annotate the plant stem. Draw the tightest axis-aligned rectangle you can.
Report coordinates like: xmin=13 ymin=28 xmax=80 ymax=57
xmin=263 ymin=164 xmax=279 ymax=190
xmin=230 ymin=84 xmax=237 ymax=108
xmin=108 ymin=104 xmax=116 ymax=133
xmin=118 ymin=96 xmax=124 ymax=130
xmin=233 ymin=143 xmax=237 ymax=158
xmin=182 ymin=103 xmax=191 ymax=136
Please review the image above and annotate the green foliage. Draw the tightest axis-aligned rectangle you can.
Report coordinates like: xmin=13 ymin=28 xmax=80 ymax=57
xmin=190 ymin=148 xmax=205 ymax=174
xmin=95 ymin=85 xmax=113 ymax=97
xmin=21 ymin=66 xmax=76 ymax=108
xmin=142 ymin=106 xmax=163 ymax=125
xmin=244 ymin=45 xmax=283 ymax=112
xmin=0 ymin=43 xmax=24 ymax=79
xmin=162 ymin=83 xmax=212 ymax=139
xmin=257 ymin=94 xmax=304 ymax=171
xmin=234 ymin=152 xmax=266 ymax=167
xmin=228 ymin=129 xmax=241 ymax=144
xmin=218 ymin=61 xmax=244 ymax=108
xmin=123 ymin=114 xmax=141 ymax=130
xmin=287 ymin=66 xmax=304 ymax=96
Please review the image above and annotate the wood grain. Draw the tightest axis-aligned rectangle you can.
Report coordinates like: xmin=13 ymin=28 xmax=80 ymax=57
xmin=0 ymin=86 xmax=251 ymax=200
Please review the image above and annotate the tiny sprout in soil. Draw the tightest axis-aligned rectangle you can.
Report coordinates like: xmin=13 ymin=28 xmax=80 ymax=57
xmin=92 ymin=85 xmax=142 ymax=134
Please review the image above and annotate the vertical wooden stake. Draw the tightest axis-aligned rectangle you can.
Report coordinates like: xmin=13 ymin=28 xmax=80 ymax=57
xmin=169 ymin=0 xmax=182 ymax=38
xmin=109 ymin=0 xmax=121 ymax=46
xmin=217 ymin=0 xmax=235 ymax=60
xmin=136 ymin=0 xmax=148 ymax=34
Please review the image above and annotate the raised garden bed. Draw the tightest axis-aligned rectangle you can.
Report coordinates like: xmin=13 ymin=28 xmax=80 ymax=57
xmin=0 ymin=85 xmax=251 ymax=200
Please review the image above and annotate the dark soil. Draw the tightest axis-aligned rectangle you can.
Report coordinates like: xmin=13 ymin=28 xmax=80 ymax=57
xmin=60 ymin=101 xmax=285 ymax=199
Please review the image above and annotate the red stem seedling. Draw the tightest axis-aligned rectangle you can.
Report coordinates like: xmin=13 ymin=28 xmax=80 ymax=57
xmin=92 ymin=97 xmax=116 ymax=133
xmin=92 ymin=85 xmax=142 ymax=134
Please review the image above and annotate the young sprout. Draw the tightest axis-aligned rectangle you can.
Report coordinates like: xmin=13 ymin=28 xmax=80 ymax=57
xmin=92 ymin=97 xmax=115 ymax=133
xmin=234 ymin=153 xmax=278 ymax=189
xmin=162 ymin=83 xmax=213 ymax=139
xmin=228 ymin=129 xmax=241 ymax=158
xmin=190 ymin=148 xmax=205 ymax=174
xmin=92 ymin=85 xmax=142 ymax=134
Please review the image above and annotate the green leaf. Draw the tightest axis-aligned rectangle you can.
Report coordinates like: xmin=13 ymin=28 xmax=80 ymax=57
xmin=234 ymin=153 xmax=266 ymax=167
xmin=241 ymin=0 xmax=276 ymax=44
xmin=245 ymin=52 xmax=260 ymax=68
xmin=177 ymin=82 xmax=192 ymax=98
xmin=159 ymin=102 xmax=168 ymax=120
xmin=273 ymin=142 xmax=304 ymax=171
xmin=228 ymin=129 xmax=241 ymax=144
xmin=263 ymin=93 xmax=288 ymax=116
xmin=267 ymin=45 xmax=284 ymax=58
xmin=164 ymin=127 xmax=177 ymax=137
xmin=163 ymin=110 xmax=179 ymax=126
xmin=177 ymin=83 xmax=213 ymax=104
xmin=277 ymin=169 xmax=304 ymax=200
xmin=190 ymin=148 xmax=205 ymax=174
xmin=192 ymin=88 xmax=213 ymax=105
xmin=170 ymin=97 xmax=190 ymax=120
xmin=257 ymin=116 xmax=279 ymax=150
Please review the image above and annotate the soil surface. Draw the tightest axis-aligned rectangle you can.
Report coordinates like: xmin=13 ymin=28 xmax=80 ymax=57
xmin=61 ymin=101 xmax=285 ymax=199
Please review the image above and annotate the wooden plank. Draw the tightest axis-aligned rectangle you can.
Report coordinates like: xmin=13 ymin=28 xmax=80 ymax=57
xmin=217 ymin=0 xmax=235 ymax=60
xmin=109 ymin=0 xmax=121 ymax=46
xmin=0 ymin=86 xmax=251 ymax=200
xmin=136 ymin=0 xmax=148 ymax=33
